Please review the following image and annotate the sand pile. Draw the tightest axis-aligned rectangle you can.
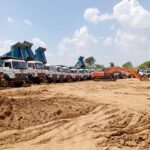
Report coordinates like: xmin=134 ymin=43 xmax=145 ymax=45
xmin=0 ymin=80 xmax=149 ymax=150
xmin=0 ymin=95 xmax=96 ymax=131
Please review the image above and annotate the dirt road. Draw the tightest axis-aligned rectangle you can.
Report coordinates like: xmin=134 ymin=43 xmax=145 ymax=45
xmin=0 ymin=79 xmax=150 ymax=150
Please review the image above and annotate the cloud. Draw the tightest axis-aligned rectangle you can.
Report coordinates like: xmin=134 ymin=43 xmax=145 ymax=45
xmin=32 ymin=38 xmax=47 ymax=49
xmin=103 ymin=37 xmax=113 ymax=47
xmin=83 ymin=0 xmax=150 ymax=66
xmin=7 ymin=17 xmax=13 ymax=23
xmin=115 ymin=30 xmax=148 ymax=53
xmin=24 ymin=19 xmax=32 ymax=26
xmin=57 ymin=26 xmax=100 ymax=65
xmin=84 ymin=8 xmax=114 ymax=23
xmin=0 ymin=40 xmax=15 ymax=56
xmin=31 ymin=38 xmax=54 ymax=62
xmin=84 ymin=0 xmax=150 ymax=29
xmin=113 ymin=0 xmax=150 ymax=29
xmin=58 ymin=26 xmax=98 ymax=57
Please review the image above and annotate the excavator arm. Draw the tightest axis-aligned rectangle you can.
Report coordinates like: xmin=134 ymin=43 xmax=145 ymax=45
xmin=91 ymin=67 xmax=149 ymax=81
xmin=107 ymin=67 xmax=148 ymax=81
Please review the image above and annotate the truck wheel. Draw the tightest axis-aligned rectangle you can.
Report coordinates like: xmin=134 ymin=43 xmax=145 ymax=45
xmin=60 ymin=77 xmax=64 ymax=83
xmin=68 ymin=77 xmax=72 ymax=82
xmin=35 ymin=78 xmax=41 ymax=84
xmin=1 ymin=78 xmax=10 ymax=87
xmin=46 ymin=76 xmax=52 ymax=83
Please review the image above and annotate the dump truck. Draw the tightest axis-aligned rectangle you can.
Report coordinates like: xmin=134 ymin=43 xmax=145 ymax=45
xmin=27 ymin=61 xmax=46 ymax=84
xmin=0 ymin=57 xmax=29 ymax=87
xmin=55 ymin=66 xmax=65 ymax=83
xmin=0 ymin=61 xmax=4 ymax=86
xmin=46 ymin=65 xmax=62 ymax=83
xmin=70 ymin=69 xmax=78 ymax=81
xmin=44 ymin=64 xmax=53 ymax=83
xmin=62 ymin=67 xmax=73 ymax=82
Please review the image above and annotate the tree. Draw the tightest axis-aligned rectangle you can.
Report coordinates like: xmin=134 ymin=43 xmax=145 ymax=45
xmin=138 ymin=61 xmax=150 ymax=69
xmin=122 ymin=61 xmax=133 ymax=69
xmin=109 ymin=62 xmax=114 ymax=68
xmin=85 ymin=56 xmax=96 ymax=66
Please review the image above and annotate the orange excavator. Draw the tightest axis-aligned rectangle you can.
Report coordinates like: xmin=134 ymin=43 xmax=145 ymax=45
xmin=91 ymin=67 xmax=149 ymax=81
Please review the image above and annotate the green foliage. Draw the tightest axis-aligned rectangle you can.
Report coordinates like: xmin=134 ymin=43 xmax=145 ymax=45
xmin=138 ymin=61 xmax=150 ymax=69
xmin=85 ymin=56 xmax=96 ymax=65
xmin=122 ymin=61 xmax=133 ymax=69
xmin=109 ymin=62 xmax=115 ymax=68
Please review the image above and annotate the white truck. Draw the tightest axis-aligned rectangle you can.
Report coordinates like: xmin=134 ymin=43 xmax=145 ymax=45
xmin=44 ymin=64 xmax=53 ymax=83
xmin=0 ymin=58 xmax=29 ymax=87
xmin=62 ymin=67 xmax=73 ymax=82
xmin=70 ymin=69 xmax=78 ymax=81
xmin=27 ymin=61 xmax=46 ymax=84
xmin=55 ymin=66 xmax=65 ymax=82
xmin=45 ymin=65 xmax=61 ymax=83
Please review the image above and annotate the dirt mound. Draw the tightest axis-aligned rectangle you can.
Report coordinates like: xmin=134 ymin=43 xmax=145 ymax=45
xmin=0 ymin=94 xmax=96 ymax=131
xmin=0 ymin=80 xmax=150 ymax=150
xmin=0 ymin=97 xmax=12 ymax=121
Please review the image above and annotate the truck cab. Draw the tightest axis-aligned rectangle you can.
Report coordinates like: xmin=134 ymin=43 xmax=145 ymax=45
xmin=70 ymin=69 xmax=78 ymax=81
xmin=62 ymin=67 xmax=72 ymax=82
xmin=79 ymin=69 xmax=90 ymax=80
xmin=0 ymin=61 xmax=4 ymax=86
xmin=55 ymin=66 xmax=65 ymax=82
xmin=27 ymin=61 xmax=46 ymax=84
xmin=44 ymin=64 xmax=53 ymax=83
xmin=46 ymin=65 xmax=60 ymax=83
xmin=0 ymin=59 xmax=28 ymax=87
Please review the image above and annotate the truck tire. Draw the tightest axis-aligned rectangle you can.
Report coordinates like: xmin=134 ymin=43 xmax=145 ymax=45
xmin=59 ymin=77 xmax=64 ymax=83
xmin=46 ymin=76 xmax=52 ymax=83
xmin=1 ymin=78 xmax=10 ymax=87
xmin=2 ymin=75 xmax=10 ymax=87
xmin=34 ymin=77 xmax=41 ymax=84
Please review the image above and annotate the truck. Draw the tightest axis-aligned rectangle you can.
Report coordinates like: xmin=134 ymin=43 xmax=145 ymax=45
xmin=78 ymin=69 xmax=91 ymax=80
xmin=62 ymin=67 xmax=72 ymax=82
xmin=0 ymin=61 xmax=4 ymax=86
xmin=55 ymin=66 xmax=65 ymax=83
xmin=27 ymin=61 xmax=46 ymax=84
xmin=44 ymin=65 xmax=61 ymax=83
xmin=0 ymin=58 xmax=29 ymax=87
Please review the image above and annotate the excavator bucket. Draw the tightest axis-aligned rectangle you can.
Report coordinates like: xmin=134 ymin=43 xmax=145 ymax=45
xmin=35 ymin=47 xmax=47 ymax=64
xmin=130 ymin=70 xmax=149 ymax=81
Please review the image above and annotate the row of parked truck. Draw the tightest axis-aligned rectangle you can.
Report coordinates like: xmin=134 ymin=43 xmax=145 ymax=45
xmin=0 ymin=58 xmax=92 ymax=87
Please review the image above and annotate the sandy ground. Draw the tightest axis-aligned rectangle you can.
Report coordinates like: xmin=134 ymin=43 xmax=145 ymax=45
xmin=0 ymin=79 xmax=150 ymax=150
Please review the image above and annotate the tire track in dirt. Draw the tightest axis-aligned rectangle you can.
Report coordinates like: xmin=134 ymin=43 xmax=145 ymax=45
xmin=0 ymin=103 xmax=149 ymax=150
xmin=0 ymin=80 xmax=150 ymax=150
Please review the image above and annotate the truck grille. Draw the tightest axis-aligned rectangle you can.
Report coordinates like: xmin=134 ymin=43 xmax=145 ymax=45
xmin=15 ymin=73 xmax=27 ymax=79
xmin=37 ymin=73 xmax=46 ymax=79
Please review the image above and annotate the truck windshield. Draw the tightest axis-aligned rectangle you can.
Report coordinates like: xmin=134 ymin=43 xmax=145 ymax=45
xmin=57 ymin=67 xmax=63 ymax=72
xmin=35 ymin=63 xmax=45 ymax=69
xmin=12 ymin=61 xmax=27 ymax=69
xmin=50 ymin=67 xmax=57 ymax=72
xmin=64 ymin=69 xmax=70 ymax=73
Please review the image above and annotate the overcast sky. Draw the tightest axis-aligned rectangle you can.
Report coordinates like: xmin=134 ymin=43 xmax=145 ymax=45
xmin=0 ymin=0 xmax=150 ymax=66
